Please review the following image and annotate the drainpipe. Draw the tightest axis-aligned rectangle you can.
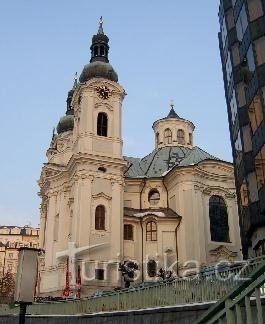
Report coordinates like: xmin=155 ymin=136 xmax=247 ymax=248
xmin=139 ymin=178 xmax=146 ymax=282
xmin=162 ymin=177 xmax=169 ymax=208
xmin=139 ymin=178 xmax=146 ymax=210
xmin=140 ymin=217 xmax=144 ymax=282
xmin=175 ymin=219 xmax=181 ymax=277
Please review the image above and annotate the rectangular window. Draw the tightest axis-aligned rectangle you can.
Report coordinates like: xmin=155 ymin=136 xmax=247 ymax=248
xmin=240 ymin=180 xmax=249 ymax=206
xmin=231 ymin=44 xmax=240 ymax=66
xmin=242 ymin=125 xmax=252 ymax=152
xmin=236 ymin=4 xmax=248 ymax=41
xmin=255 ymin=144 xmax=265 ymax=190
xmin=230 ymin=90 xmax=238 ymax=124
xmin=247 ymin=0 xmax=264 ymax=22
xmin=246 ymin=44 xmax=256 ymax=72
xmin=226 ymin=53 xmax=233 ymax=83
xmin=124 ymin=224 xmax=133 ymax=240
xmin=221 ymin=16 xmax=228 ymax=48
xmin=247 ymin=172 xmax=259 ymax=202
xmin=226 ymin=9 xmax=235 ymax=29
xmin=236 ymin=83 xmax=246 ymax=107
xmin=95 ymin=269 xmax=105 ymax=280
xmin=234 ymin=131 xmax=243 ymax=164
xmin=254 ymin=37 xmax=265 ymax=66
xmin=248 ymin=94 xmax=264 ymax=133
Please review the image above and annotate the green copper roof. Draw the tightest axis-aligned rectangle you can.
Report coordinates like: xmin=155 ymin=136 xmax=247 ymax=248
xmin=124 ymin=146 xmax=219 ymax=178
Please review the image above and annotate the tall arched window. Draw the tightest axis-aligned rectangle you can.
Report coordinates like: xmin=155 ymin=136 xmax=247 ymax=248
xmin=97 ymin=113 xmax=108 ymax=137
xmin=209 ymin=195 xmax=229 ymax=242
xmin=148 ymin=189 xmax=160 ymax=205
xmin=100 ymin=46 xmax=105 ymax=56
xmin=177 ymin=129 xmax=185 ymax=144
xmin=95 ymin=205 xmax=105 ymax=230
xmin=146 ymin=221 xmax=157 ymax=241
xmin=164 ymin=128 xmax=172 ymax=144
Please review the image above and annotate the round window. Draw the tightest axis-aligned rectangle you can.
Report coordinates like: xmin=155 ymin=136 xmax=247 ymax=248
xmin=148 ymin=189 xmax=160 ymax=205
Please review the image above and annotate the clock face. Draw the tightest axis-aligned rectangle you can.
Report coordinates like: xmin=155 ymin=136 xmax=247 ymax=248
xmin=96 ymin=85 xmax=111 ymax=100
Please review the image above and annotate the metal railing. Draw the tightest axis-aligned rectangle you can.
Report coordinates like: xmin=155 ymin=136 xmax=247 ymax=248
xmin=1 ymin=256 xmax=265 ymax=316
xmin=196 ymin=259 xmax=265 ymax=323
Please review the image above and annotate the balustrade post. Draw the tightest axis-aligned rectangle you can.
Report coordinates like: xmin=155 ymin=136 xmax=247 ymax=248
xmin=245 ymin=295 xmax=252 ymax=323
xmin=225 ymin=299 xmax=236 ymax=324
xmin=255 ymin=288 xmax=263 ymax=324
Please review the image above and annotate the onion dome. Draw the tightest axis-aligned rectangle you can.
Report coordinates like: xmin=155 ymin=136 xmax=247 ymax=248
xmin=57 ymin=115 xmax=74 ymax=134
xmin=56 ymin=76 xmax=76 ymax=134
xmin=79 ymin=17 xmax=118 ymax=83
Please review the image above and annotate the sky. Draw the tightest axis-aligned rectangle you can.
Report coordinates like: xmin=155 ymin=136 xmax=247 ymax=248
xmin=0 ymin=1 xmax=230 ymax=227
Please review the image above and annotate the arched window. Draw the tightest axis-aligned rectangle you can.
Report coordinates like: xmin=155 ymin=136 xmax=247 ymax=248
xmin=97 ymin=112 xmax=108 ymax=137
xmin=94 ymin=46 xmax=98 ymax=56
xmin=100 ymin=46 xmax=105 ymax=56
xmin=164 ymin=128 xmax=172 ymax=144
xmin=124 ymin=224 xmax=133 ymax=240
xmin=209 ymin=195 xmax=229 ymax=242
xmin=156 ymin=132 xmax=160 ymax=146
xmin=146 ymin=221 xmax=157 ymax=241
xmin=147 ymin=259 xmax=157 ymax=277
xmin=148 ymin=189 xmax=160 ymax=205
xmin=188 ymin=133 xmax=193 ymax=145
xmin=95 ymin=205 xmax=105 ymax=230
xmin=177 ymin=129 xmax=185 ymax=144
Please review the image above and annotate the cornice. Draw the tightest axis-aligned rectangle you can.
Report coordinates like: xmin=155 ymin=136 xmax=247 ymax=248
xmin=164 ymin=161 xmax=234 ymax=184
xmin=67 ymin=153 xmax=128 ymax=175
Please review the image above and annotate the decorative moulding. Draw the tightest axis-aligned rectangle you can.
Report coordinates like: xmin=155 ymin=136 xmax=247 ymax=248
xmin=92 ymin=192 xmax=112 ymax=201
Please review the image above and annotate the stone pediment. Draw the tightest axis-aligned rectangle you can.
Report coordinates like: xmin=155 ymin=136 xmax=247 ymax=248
xmin=92 ymin=192 xmax=112 ymax=200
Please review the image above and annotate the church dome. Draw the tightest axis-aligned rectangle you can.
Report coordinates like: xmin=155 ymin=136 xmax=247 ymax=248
xmin=79 ymin=61 xmax=118 ymax=83
xmin=57 ymin=114 xmax=74 ymax=134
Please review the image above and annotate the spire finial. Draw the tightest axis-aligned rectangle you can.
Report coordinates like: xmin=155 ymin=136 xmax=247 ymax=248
xmin=167 ymin=100 xmax=180 ymax=119
xmin=52 ymin=127 xmax=56 ymax=140
xmin=98 ymin=16 xmax=104 ymax=35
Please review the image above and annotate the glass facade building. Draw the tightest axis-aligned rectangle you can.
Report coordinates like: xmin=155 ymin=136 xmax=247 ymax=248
xmin=219 ymin=0 xmax=265 ymax=258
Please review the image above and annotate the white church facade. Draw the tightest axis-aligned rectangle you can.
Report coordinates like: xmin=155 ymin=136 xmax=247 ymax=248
xmin=38 ymin=19 xmax=242 ymax=297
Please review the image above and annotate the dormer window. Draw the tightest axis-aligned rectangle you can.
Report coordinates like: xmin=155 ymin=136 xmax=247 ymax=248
xmin=164 ymin=128 xmax=172 ymax=144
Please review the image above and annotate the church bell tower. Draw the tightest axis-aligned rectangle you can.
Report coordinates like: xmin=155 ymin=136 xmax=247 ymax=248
xmin=39 ymin=18 xmax=127 ymax=296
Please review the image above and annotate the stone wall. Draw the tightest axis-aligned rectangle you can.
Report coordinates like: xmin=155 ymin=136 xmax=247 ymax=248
xmin=0 ymin=303 xmax=212 ymax=324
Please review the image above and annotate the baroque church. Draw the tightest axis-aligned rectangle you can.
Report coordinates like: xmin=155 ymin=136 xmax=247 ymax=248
xmin=38 ymin=19 xmax=242 ymax=296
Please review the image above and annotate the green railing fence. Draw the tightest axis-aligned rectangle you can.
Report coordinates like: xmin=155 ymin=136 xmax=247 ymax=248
xmin=196 ymin=259 xmax=265 ymax=323
xmin=1 ymin=256 xmax=265 ymax=316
